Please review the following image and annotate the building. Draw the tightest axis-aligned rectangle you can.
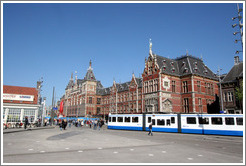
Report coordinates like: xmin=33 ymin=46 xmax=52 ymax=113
xmin=62 ymin=42 xmax=220 ymax=118
xmin=63 ymin=60 xmax=103 ymax=118
xmin=220 ymin=56 xmax=243 ymax=114
xmin=3 ymin=84 xmax=41 ymax=125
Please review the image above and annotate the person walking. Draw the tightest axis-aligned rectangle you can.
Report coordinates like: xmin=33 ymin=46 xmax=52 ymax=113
xmin=148 ymin=123 xmax=153 ymax=136
xmin=63 ymin=119 xmax=68 ymax=130
xmin=24 ymin=116 xmax=29 ymax=129
xmin=68 ymin=119 xmax=72 ymax=128
xmin=59 ymin=119 xmax=62 ymax=131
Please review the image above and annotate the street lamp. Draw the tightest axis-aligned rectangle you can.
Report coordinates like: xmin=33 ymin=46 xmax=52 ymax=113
xmin=236 ymin=50 xmax=243 ymax=54
xmin=232 ymin=3 xmax=243 ymax=51
xmin=217 ymin=67 xmax=224 ymax=113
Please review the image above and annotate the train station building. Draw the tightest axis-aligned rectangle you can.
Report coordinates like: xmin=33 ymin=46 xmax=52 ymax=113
xmin=62 ymin=42 xmax=220 ymax=118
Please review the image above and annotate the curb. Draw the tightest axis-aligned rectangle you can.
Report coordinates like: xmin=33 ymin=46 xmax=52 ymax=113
xmin=3 ymin=126 xmax=55 ymax=134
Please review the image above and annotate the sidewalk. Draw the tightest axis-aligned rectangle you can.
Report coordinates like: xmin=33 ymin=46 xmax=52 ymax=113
xmin=3 ymin=126 xmax=55 ymax=134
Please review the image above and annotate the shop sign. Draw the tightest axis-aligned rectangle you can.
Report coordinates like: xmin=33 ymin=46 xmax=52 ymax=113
xmin=3 ymin=93 xmax=34 ymax=101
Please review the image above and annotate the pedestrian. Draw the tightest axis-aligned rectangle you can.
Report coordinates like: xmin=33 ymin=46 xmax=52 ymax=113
xmin=24 ymin=116 xmax=29 ymax=129
xmin=81 ymin=120 xmax=84 ymax=127
xmin=44 ymin=119 xmax=47 ymax=126
xmin=63 ymin=119 xmax=68 ymax=130
xmin=94 ymin=120 xmax=97 ymax=130
xmin=68 ymin=120 xmax=72 ymax=128
xmin=148 ymin=123 xmax=153 ymax=136
xmin=89 ymin=120 xmax=92 ymax=128
xmin=98 ymin=120 xmax=101 ymax=130
xmin=49 ymin=118 xmax=52 ymax=126
xmin=59 ymin=119 xmax=62 ymax=131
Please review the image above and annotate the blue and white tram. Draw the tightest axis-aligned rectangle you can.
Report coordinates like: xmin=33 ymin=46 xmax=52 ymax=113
xmin=145 ymin=114 xmax=178 ymax=133
xmin=107 ymin=113 xmax=243 ymax=136
xmin=180 ymin=114 xmax=243 ymax=136
xmin=108 ymin=114 xmax=143 ymax=131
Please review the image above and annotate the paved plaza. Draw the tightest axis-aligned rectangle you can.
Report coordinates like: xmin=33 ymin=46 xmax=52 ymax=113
xmin=2 ymin=125 xmax=244 ymax=164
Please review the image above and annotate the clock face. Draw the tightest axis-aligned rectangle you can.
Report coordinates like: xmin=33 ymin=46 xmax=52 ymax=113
xmin=162 ymin=77 xmax=170 ymax=89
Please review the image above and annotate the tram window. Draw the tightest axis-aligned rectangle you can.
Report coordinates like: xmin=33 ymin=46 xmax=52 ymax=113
xmin=157 ymin=119 xmax=165 ymax=126
xmin=125 ymin=117 xmax=131 ymax=123
xmin=112 ymin=117 xmax=116 ymax=122
xmin=199 ymin=117 xmax=209 ymax=124
xmin=187 ymin=117 xmax=196 ymax=124
xmin=211 ymin=117 xmax=222 ymax=125
xmin=132 ymin=117 xmax=139 ymax=123
xmin=171 ymin=117 xmax=175 ymax=123
xmin=167 ymin=119 xmax=171 ymax=126
xmin=152 ymin=119 xmax=156 ymax=125
xmin=236 ymin=118 xmax=243 ymax=125
xmin=225 ymin=117 xmax=234 ymax=125
xmin=118 ymin=117 xmax=123 ymax=122
xmin=109 ymin=117 xmax=112 ymax=122
xmin=148 ymin=117 xmax=151 ymax=123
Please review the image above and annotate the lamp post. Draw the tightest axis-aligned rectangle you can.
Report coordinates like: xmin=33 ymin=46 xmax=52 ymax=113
xmin=232 ymin=3 xmax=243 ymax=51
xmin=217 ymin=67 xmax=224 ymax=113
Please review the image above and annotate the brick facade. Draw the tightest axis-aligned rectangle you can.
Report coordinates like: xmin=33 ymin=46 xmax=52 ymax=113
xmin=63 ymin=43 xmax=219 ymax=117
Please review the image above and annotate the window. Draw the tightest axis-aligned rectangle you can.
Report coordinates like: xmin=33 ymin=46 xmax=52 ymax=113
xmin=228 ymin=92 xmax=234 ymax=102
xmin=109 ymin=117 xmax=111 ymax=122
xmin=164 ymin=81 xmax=169 ymax=87
xmin=172 ymin=81 xmax=176 ymax=92
xmin=184 ymin=98 xmax=189 ymax=113
xmin=166 ymin=119 xmax=171 ymax=126
xmin=152 ymin=119 xmax=156 ymax=125
xmin=112 ymin=117 xmax=116 ymax=122
xmin=117 ymin=117 xmax=123 ymax=122
xmin=97 ymin=98 xmax=101 ymax=104
xmin=225 ymin=118 xmax=235 ymax=125
xmin=157 ymin=119 xmax=165 ymax=126
xmin=148 ymin=117 xmax=151 ymax=123
xmin=211 ymin=117 xmax=222 ymax=125
xmin=125 ymin=117 xmax=131 ymax=123
xmin=236 ymin=118 xmax=243 ymax=125
xmin=23 ymin=109 xmax=36 ymax=122
xmin=223 ymin=92 xmax=227 ymax=102
xmin=132 ymin=117 xmax=139 ymax=123
xmin=171 ymin=117 xmax=175 ymax=124
xmin=205 ymin=83 xmax=207 ymax=94
xmin=182 ymin=81 xmax=188 ymax=93
xmin=199 ymin=117 xmax=209 ymax=124
xmin=198 ymin=98 xmax=202 ymax=113
xmin=7 ymin=108 xmax=21 ymax=122
xmin=97 ymin=107 xmax=100 ymax=114
xmin=89 ymin=97 xmax=93 ymax=104
xmin=187 ymin=117 xmax=196 ymax=124
xmin=197 ymin=81 xmax=201 ymax=93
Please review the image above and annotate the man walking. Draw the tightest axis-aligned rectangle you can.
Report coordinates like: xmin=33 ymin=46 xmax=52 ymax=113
xmin=24 ymin=116 xmax=29 ymax=130
xmin=148 ymin=122 xmax=153 ymax=136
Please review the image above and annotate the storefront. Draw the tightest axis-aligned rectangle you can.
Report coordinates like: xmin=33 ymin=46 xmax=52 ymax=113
xmin=3 ymin=85 xmax=40 ymax=127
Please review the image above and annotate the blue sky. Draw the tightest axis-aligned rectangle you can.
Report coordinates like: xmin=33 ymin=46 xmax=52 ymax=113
xmin=3 ymin=2 xmax=244 ymax=106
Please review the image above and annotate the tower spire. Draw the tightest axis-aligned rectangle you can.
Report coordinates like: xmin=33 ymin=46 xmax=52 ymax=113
xmin=70 ymin=72 xmax=73 ymax=80
xmin=149 ymin=38 xmax=153 ymax=56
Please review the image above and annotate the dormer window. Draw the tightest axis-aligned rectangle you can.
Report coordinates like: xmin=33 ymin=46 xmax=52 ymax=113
xmin=163 ymin=66 xmax=166 ymax=71
xmin=194 ymin=67 xmax=198 ymax=72
xmin=171 ymin=62 xmax=174 ymax=66
xmin=182 ymin=61 xmax=186 ymax=66
xmin=184 ymin=67 xmax=188 ymax=73
xmin=172 ymin=68 xmax=175 ymax=72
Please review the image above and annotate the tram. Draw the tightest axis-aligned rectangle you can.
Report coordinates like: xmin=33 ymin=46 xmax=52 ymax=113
xmin=108 ymin=113 xmax=243 ymax=136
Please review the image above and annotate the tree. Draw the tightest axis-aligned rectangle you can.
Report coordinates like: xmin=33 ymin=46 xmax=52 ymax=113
xmin=235 ymin=80 xmax=243 ymax=110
